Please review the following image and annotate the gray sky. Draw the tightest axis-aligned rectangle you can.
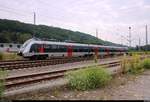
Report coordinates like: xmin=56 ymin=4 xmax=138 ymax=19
xmin=0 ymin=0 xmax=150 ymax=47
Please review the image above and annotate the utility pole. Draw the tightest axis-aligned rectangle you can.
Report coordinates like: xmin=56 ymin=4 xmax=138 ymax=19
xmin=33 ymin=12 xmax=36 ymax=38
xmin=129 ymin=26 xmax=131 ymax=48
xmin=96 ymin=29 xmax=98 ymax=38
xmin=139 ymin=38 xmax=141 ymax=51
xmin=146 ymin=25 xmax=148 ymax=51
xmin=34 ymin=12 xmax=36 ymax=25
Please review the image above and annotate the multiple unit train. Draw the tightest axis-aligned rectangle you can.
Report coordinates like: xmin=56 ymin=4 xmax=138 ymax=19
xmin=18 ymin=38 xmax=128 ymax=60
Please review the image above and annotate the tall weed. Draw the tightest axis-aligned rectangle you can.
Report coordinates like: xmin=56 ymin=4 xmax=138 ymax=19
xmin=140 ymin=59 xmax=150 ymax=69
xmin=0 ymin=69 xmax=7 ymax=98
xmin=121 ymin=54 xmax=144 ymax=74
xmin=0 ymin=53 xmax=3 ymax=60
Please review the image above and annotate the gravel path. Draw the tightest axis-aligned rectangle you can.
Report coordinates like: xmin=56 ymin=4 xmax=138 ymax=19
xmin=7 ymin=70 xmax=150 ymax=100
xmin=107 ymin=70 xmax=150 ymax=100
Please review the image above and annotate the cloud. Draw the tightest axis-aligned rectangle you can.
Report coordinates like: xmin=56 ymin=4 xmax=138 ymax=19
xmin=0 ymin=0 xmax=150 ymax=46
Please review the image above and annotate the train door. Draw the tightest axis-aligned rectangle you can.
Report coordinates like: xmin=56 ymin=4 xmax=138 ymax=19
xmin=67 ymin=46 xmax=73 ymax=57
xmin=106 ymin=48 xmax=109 ymax=56
xmin=94 ymin=47 xmax=99 ymax=57
xmin=38 ymin=44 xmax=44 ymax=53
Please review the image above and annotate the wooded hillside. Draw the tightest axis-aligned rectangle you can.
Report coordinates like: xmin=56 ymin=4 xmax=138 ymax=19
xmin=0 ymin=19 xmax=121 ymax=46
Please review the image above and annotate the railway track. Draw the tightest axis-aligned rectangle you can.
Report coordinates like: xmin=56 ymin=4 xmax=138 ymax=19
xmin=2 ymin=55 xmax=150 ymax=92
xmin=0 ymin=57 xmax=93 ymax=70
xmin=4 ymin=60 xmax=121 ymax=90
xmin=0 ymin=56 xmax=124 ymax=71
xmin=0 ymin=55 xmax=149 ymax=71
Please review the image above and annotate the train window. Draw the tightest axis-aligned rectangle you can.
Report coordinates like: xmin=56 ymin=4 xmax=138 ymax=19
xmin=9 ymin=44 xmax=12 ymax=48
xmin=0 ymin=44 xmax=4 ymax=47
xmin=99 ymin=48 xmax=105 ymax=52
xmin=90 ymin=48 xmax=93 ymax=52
xmin=44 ymin=44 xmax=67 ymax=52
xmin=55 ymin=45 xmax=61 ymax=52
xmin=73 ymin=46 xmax=78 ymax=52
xmin=116 ymin=49 xmax=119 ymax=52
xmin=78 ymin=46 xmax=83 ymax=52
xmin=44 ymin=44 xmax=49 ymax=49
xmin=86 ymin=47 xmax=90 ymax=52
xmin=84 ymin=47 xmax=88 ymax=52
xmin=80 ymin=46 xmax=88 ymax=52
xmin=73 ymin=46 xmax=80 ymax=52
xmin=44 ymin=44 xmax=52 ymax=52
xmin=88 ymin=48 xmax=91 ymax=52
xmin=83 ymin=48 xmax=88 ymax=52
xmin=59 ymin=45 xmax=67 ymax=52
xmin=30 ymin=44 xmax=40 ymax=52
xmin=17 ymin=45 xmax=20 ymax=48
xmin=82 ymin=48 xmax=85 ymax=52
xmin=78 ymin=47 xmax=81 ymax=52
xmin=52 ymin=45 xmax=57 ymax=49
xmin=112 ymin=49 xmax=116 ymax=52
xmin=74 ymin=46 xmax=92 ymax=52
xmin=87 ymin=47 xmax=92 ymax=52
xmin=110 ymin=48 xmax=114 ymax=52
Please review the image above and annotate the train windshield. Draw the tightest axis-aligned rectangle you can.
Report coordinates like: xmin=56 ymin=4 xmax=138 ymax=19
xmin=21 ymin=39 xmax=34 ymax=49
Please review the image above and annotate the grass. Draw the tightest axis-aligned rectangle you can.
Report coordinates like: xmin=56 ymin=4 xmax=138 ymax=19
xmin=121 ymin=53 xmax=150 ymax=75
xmin=0 ymin=52 xmax=22 ymax=60
xmin=140 ymin=58 xmax=150 ymax=69
xmin=65 ymin=66 xmax=112 ymax=91
xmin=121 ymin=54 xmax=142 ymax=74
xmin=0 ymin=69 xmax=7 ymax=98
xmin=0 ymin=53 xmax=3 ymax=60
xmin=128 ymin=51 xmax=150 ymax=56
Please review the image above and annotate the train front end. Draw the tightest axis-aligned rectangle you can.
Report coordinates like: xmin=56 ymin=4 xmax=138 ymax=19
xmin=17 ymin=38 xmax=34 ymax=58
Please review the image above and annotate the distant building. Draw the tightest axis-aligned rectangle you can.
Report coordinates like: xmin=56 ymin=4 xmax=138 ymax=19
xmin=0 ymin=43 xmax=22 ymax=53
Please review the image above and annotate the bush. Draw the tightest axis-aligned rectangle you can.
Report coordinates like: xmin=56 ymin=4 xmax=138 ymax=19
xmin=140 ymin=59 xmax=150 ymax=69
xmin=65 ymin=66 xmax=112 ymax=91
xmin=127 ymin=62 xmax=144 ymax=74
xmin=121 ymin=54 xmax=144 ymax=74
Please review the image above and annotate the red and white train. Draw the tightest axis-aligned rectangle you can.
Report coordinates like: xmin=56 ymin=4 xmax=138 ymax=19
xmin=18 ymin=38 xmax=128 ymax=60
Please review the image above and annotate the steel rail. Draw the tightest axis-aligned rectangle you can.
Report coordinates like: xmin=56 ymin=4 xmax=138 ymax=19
xmin=4 ymin=55 xmax=150 ymax=89
xmin=4 ymin=61 xmax=121 ymax=89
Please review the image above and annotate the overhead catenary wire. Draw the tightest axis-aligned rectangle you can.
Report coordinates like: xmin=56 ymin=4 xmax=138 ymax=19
xmin=0 ymin=4 xmax=33 ymax=15
xmin=0 ymin=8 xmax=31 ymax=17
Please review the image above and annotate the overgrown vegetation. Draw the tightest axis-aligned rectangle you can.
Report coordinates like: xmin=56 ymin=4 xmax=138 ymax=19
xmin=140 ymin=58 xmax=150 ymax=69
xmin=128 ymin=51 xmax=150 ymax=56
xmin=121 ymin=54 xmax=150 ymax=75
xmin=65 ymin=66 xmax=112 ymax=91
xmin=0 ymin=69 xmax=7 ymax=98
xmin=0 ymin=52 xmax=21 ymax=60
xmin=0 ymin=53 xmax=3 ymax=60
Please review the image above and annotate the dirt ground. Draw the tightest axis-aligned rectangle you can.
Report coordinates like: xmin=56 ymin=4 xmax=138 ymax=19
xmin=6 ymin=70 xmax=150 ymax=100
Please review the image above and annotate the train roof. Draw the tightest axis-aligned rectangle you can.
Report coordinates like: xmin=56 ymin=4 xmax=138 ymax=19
xmin=25 ymin=38 xmax=128 ymax=49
